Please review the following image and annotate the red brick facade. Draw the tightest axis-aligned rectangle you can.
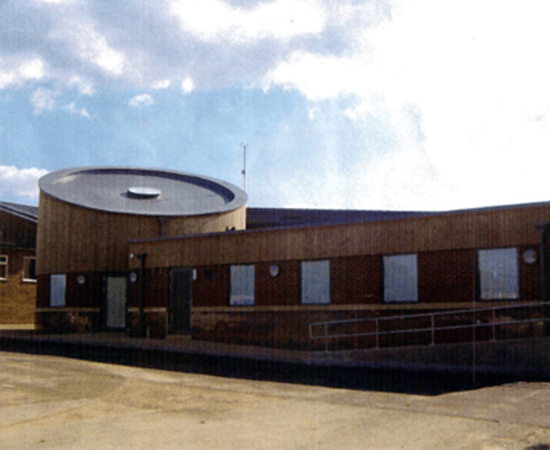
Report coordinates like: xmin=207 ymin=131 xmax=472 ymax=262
xmin=189 ymin=248 xmax=539 ymax=308
xmin=166 ymin=245 xmax=545 ymax=349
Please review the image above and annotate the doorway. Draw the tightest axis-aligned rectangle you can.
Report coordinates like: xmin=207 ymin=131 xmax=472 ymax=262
xmin=105 ymin=276 xmax=127 ymax=330
xmin=170 ymin=268 xmax=193 ymax=334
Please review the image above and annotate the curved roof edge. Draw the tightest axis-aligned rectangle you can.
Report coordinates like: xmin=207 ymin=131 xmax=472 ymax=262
xmin=39 ymin=166 xmax=248 ymax=217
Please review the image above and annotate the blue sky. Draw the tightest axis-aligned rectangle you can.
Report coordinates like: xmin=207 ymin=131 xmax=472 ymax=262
xmin=1 ymin=0 xmax=550 ymax=211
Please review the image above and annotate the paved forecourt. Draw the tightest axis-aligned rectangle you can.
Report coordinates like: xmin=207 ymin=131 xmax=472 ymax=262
xmin=1 ymin=351 xmax=550 ymax=450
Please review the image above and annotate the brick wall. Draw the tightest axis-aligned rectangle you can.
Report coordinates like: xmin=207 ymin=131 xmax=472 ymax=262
xmin=193 ymin=265 xmax=229 ymax=307
xmin=190 ymin=247 xmax=543 ymax=308
xmin=0 ymin=247 xmax=36 ymax=325
xmin=128 ymin=268 xmax=169 ymax=308
xmin=188 ymin=247 xmax=546 ymax=348
xmin=34 ymin=245 xmax=547 ymax=344
xmin=418 ymin=249 xmax=475 ymax=303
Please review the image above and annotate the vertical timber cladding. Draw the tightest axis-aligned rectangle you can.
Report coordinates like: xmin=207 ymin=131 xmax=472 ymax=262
xmin=37 ymin=193 xmax=246 ymax=275
xmin=131 ymin=202 xmax=550 ymax=268
xmin=35 ymin=167 xmax=247 ymax=334
xmin=129 ymin=202 xmax=550 ymax=347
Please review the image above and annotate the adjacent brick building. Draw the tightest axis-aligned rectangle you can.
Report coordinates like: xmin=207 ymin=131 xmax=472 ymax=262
xmin=0 ymin=202 xmax=38 ymax=326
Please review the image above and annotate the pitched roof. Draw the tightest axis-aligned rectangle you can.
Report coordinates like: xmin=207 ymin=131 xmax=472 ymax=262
xmin=0 ymin=201 xmax=38 ymax=223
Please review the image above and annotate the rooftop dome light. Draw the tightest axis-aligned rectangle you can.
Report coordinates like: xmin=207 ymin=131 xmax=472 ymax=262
xmin=127 ymin=187 xmax=161 ymax=199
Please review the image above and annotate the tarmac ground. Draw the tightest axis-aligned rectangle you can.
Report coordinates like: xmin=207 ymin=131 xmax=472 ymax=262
xmin=1 ymin=350 xmax=550 ymax=450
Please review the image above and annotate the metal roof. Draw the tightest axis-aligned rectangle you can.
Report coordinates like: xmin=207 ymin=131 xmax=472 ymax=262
xmin=0 ymin=201 xmax=38 ymax=223
xmin=247 ymin=201 xmax=550 ymax=229
xmin=39 ymin=167 xmax=247 ymax=216
xmin=246 ymin=208 xmax=438 ymax=229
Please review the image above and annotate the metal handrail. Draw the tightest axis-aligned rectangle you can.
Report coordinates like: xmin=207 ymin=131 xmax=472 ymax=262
xmin=309 ymin=301 xmax=550 ymax=351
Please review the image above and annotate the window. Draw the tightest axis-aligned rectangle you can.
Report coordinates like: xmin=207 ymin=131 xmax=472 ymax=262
xmin=383 ymin=254 xmax=418 ymax=303
xmin=229 ymin=265 xmax=255 ymax=306
xmin=22 ymin=257 xmax=37 ymax=283
xmin=50 ymin=274 xmax=66 ymax=307
xmin=0 ymin=255 xmax=7 ymax=280
xmin=301 ymin=260 xmax=330 ymax=305
xmin=478 ymin=248 xmax=519 ymax=300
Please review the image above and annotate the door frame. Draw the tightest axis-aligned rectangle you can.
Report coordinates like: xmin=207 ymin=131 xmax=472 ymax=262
xmin=169 ymin=267 xmax=194 ymax=335
xmin=102 ymin=273 xmax=129 ymax=331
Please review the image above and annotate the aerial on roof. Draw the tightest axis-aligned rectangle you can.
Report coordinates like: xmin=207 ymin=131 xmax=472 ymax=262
xmin=38 ymin=167 xmax=247 ymax=216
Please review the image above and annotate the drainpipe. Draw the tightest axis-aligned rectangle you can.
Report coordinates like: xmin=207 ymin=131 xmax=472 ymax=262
xmin=158 ymin=217 xmax=165 ymax=237
xmin=535 ymin=223 xmax=550 ymax=336
xmin=136 ymin=252 xmax=147 ymax=338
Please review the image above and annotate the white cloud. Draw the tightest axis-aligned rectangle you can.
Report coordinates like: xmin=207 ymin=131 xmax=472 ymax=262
xmin=64 ymin=102 xmax=91 ymax=117
xmin=30 ymin=87 xmax=58 ymax=114
xmin=129 ymin=93 xmax=154 ymax=107
xmin=0 ymin=57 xmax=46 ymax=90
xmin=19 ymin=58 xmax=46 ymax=81
xmin=50 ymin=21 xmax=126 ymax=76
xmin=266 ymin=0 xmax=550 ymax=208
xmin=0 ymin=0 xmax=361 ymax=94
xmin=0 ymin=165 xmax=48 ymax=199
xmin=263 ymin=51 xmax=363 ymax=101
xmin=153 ymin=79 xmax=172 ymax=90
xmin=36 ymin=0 xmax=75 ymax=4
xmin=169 ymin=0 xmax=326 ymax=44
xmin=181 ymin=77 xmax=194 ymax=94
xmin=0 ymin=72 xmax=16 ymax=91
xmin=68 ymin=75 xmax=94 ymax=96
xmin=279 ymin=140 xmax=462 ymax=212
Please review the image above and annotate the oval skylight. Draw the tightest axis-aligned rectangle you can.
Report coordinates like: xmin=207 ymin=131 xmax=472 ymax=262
xmin=127 ymin=187 xmax=162 ymax=199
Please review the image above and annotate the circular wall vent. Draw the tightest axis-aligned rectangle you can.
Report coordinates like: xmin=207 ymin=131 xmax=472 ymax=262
xmin=523 ymin=249 xmax=537 ymax=264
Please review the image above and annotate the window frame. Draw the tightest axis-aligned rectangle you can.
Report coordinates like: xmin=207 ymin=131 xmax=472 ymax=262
xmin=229 ymin=264 xmax=255 ymax=306
xmin=22 ymin=256 xmax=37 ymax=283
xmin=0 ymin=255 xmax=7 ymax=281
xmin=49 ymin=274 xmax=67 ymax=308
xmin=478 ymin=247 xmax=519 ymax=301
xmin=301 ymin=259 xmax=331 ymax=305
xmin=383 ymin=253 xmax=419 ymax=303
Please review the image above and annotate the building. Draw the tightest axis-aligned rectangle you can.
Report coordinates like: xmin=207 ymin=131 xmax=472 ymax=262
xmin=36 ymin=166 xmax=550 ymax=350
xmin=35 ymin=166 xmax=246 ymax=333
xmin=0 ymin=201 xmax=38 ymax=326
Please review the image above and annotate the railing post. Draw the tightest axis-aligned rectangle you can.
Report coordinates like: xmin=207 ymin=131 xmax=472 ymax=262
xmin=431 ymin=314 xmax=435 ymax=346
xmin=325 ymin=322 xmax=329 ymax=353
xmin=491 ymin=308 xmax=497 ymax=341
xmin=375 ymin=318 xmax=379 ymax=349
xmin=355 ymin=310 xmax=358 ymax=351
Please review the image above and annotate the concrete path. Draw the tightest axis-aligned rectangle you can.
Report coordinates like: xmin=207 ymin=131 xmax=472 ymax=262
xmin=1 ymin=351 xmax=549 ymax=450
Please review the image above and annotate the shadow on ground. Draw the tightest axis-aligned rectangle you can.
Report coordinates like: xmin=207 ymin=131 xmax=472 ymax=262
xmin=0 ymin=335 xmax=543 ymax=396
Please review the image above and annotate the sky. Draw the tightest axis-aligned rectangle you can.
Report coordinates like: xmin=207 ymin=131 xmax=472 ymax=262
xmin=1 ymin=0 xmax=550 ymax=211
